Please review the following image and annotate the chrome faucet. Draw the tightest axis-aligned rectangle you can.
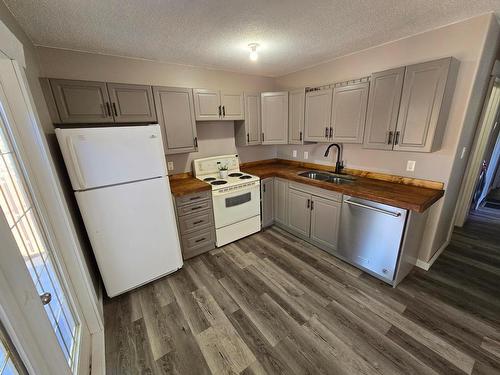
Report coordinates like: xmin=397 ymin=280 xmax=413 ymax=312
xmin=324 ymin=143 xmax=344 ymax=174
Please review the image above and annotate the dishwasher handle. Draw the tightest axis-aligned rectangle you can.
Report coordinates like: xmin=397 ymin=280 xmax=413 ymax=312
xmin=345 ymin=199 xmax=401 ymax=217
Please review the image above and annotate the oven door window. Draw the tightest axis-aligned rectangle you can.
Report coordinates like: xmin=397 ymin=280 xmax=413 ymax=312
xmin=225 ymin=192 xmax=251 ymax=208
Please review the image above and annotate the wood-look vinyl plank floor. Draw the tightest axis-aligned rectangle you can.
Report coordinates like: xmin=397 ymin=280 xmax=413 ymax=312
xmin=105 ymin=213 xmax=500 ymax=374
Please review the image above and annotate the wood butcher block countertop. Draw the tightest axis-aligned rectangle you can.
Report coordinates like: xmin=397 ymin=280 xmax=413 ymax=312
xmin=241 ymin=161 xmax=444 ymax=213
xmin=169 ymin=160 xmax=444 ymax=213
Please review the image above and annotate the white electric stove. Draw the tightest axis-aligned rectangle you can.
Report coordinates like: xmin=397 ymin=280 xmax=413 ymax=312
xmin=193 ymin=155 xmax=261 ymax=247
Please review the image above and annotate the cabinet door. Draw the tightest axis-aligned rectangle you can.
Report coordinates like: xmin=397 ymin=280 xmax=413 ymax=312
xmin=153 ymin=86 xmax=197 ymax=154
xmin=363 ymin=67 xmax=405 ymax=150
xmin=331 ymin=82 xmax=369 ymax=143
xmin=289 ymin=88 xmax=305 ymax=144
xmin=107 ymin=83 xmax=157 ymax=123
xmin=394 ymin=58 xmax=453 ymax=152
xmin=245 ymin=92 xmax=261 ymax=145
xmin=287 ymin=188 xmax=311 ymax=237
xmin=273 ymin=178 xmax=288 ymax=226
xmin=49 ymin=79 xmax=113 ymax=124
xmin=304 ymin=89 xmax=332 ymax=142
xmin=310 ymin=196 xmax=341 ymax=251
xmin=220 ymin=91 xmax=244 ymax=120
xmin=193 ymin=89 xmax=221 ymax=121
xmin=261 ymin=92 xmax=288 ymax=145
xmin=261 ymin=178 xmax=274 ymax=227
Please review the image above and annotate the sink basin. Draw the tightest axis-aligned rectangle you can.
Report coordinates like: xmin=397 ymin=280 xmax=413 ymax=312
xmin=298 ymin=170 xmax=356 ymax=184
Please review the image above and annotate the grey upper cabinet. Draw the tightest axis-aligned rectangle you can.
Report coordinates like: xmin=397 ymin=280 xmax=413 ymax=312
xmin=153 ymin=86 xmax=198 ymax=155
xmin=261 ymin=92 xmax=289 ymax=145
xmin=287 ymin=188 xmax=311 ymax=237
xmin=288 ymin=88 xmax=306 ymax=144
xmin=193 ymin=89 xmax=221 ymax=121
xmin=49 ymin=79 xmax=113 ymax=124
xmin=107 ymin=83 xmax=157 ymax=123
xmin=394 ymin=57 xmax=458 ymax=152
xmin=331 ymin=82 xmax=369 ymax=144
xmin=193 ymin=89 xmax=244 ymax=121
xmin=235 ymin=92 xmax=261 ymax=146
xmin=273 ymin=178 xmax=288 ymax=226
xmin=304 ymin=88 xmax=332 ymax=142
xmin=261 ymin=178 xmax=274 ymax=227
xmin=363 ymin=67 xmax=405 ymax=150
xmin=220 ymin=91 xmax=244 ymax=120
xmin=310 ymin=195 xmax=341 ymax=252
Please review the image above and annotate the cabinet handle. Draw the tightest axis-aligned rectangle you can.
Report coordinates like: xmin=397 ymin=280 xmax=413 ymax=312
xmin=105 ymin=102 xmax=111 ymax=117
xmin=112 ymin=102 xmax=118 ymax=117
xmin=311 ymin=200 xmax=314 ymax=210
xmin=388 ymin=131 xmax=393 ymax=145
xmin=394 ymin=131 xmax=400 ymax=145
xmin=329 ymin=127 xmax=333 ymax=138
xmin=194 ymin=137 xmax=198 ymax=147
xmin=218 ymin=105 xmax=222 ymax=117
xmin=189 ymin=196 xmax=201 ymax=200
xmin=222 ymin=105 xmax=226 ymax=117
xmin=262 ymin=132 xmax=265 ymax=142
xmin=191 ymin=206 xmax=203 ymax=211
xmin=325 ymin=127 xmax=328 ymax=138
xmin=195 ymin=237 xmax=206 ymax=243
xmin=299 ymin=131 xmax=302 ymax=141
xmin=247 ymin=133 xmax=250 ymax=143
xmin=263 ymin=184 xmax=266 ymax=193
xmin=306 ymin=199 xmax=310 ymax=209
xmin=193 ymin=220 xmax=204 ymax=225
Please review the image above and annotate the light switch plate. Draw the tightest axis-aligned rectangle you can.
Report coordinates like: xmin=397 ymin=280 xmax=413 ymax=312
xmin=304 ymin=151 xmax=309 ymax=160
xmin=406 ymin=160 xmax=416 ymax=172
xmin=292 ymin=150 xmax=297 ymax=158
xmin=167 ymin=161 xmax=174 ymax=171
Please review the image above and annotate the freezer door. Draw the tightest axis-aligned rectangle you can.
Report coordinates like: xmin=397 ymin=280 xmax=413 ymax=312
xmin=56 ymin=125 xmax=166 ymax=190
xmin=75 ymin=177 xmax=182 ymax=297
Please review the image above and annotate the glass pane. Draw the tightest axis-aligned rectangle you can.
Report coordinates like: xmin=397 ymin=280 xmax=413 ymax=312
xmin=0 ymin=110 xmax=78 ymax=369
xmin=1 ymin=358 xmax=20 ymax=375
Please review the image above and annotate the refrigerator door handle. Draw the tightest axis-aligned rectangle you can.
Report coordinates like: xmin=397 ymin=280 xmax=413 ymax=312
xmin=67 ymin=137 xmax=87 ymax=189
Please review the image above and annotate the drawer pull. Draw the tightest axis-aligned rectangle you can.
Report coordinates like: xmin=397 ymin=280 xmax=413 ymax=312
xmin=189 ymin=196 xmax=201 ymax=200
xmin=195 ymin=237 xmax=206 ymax=243
xmin=191 ymin=206 xmax=203 ymax=210
xmin=193 ymin=220 xmax=204 ymax=225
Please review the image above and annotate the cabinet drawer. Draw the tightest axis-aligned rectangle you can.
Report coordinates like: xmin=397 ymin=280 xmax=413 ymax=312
xmin=177 ymin=199 xmax=212 ymax=216
xmin=178 ymin=209 xmax=214 ymax=234
xmin=181 ymin=228 xmax=215 ymax=259
xmin=289 ymin=182 xmax=342 ymax=202
xmin=176 ymin=191 xmax=211 ymax=207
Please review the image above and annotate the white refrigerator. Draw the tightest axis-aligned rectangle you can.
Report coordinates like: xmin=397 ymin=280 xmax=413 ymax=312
xmin=56 ymin=125 xmax=183 ymax=297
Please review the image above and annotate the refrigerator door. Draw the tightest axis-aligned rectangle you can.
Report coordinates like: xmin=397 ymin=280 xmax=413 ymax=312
xmin=75 ymin=177 xmax=182 ymax=297
xmin=56 ymin=125 xmax=166 ymax=190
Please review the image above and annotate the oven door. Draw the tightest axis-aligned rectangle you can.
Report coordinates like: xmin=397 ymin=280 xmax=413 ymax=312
xmin=212 ymin=183 xmax=261 ymax=228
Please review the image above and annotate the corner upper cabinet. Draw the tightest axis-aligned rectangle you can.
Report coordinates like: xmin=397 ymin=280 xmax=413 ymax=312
xmin=193 ymin=89 xmax=244 ymax=121
xmin=288 ymin=88 xmax=306 ymax=144
xmin=304 ymin=88 xmax=332 ymax=142
xmin=363 ymin=67 xmax=405 ymax=150
xmin=331 ymin=82 xmax=369 ymax=143
xmin=394 ymin=57 xmax=458 ymax=152
xmin=235 ymin=92 xmax=261 ymax=146
xmin=49 ymin=79 xmax=114 ymax=124
xmin=153 ymin=86 xmax=198 ymax=154
xmin=107 ymin=83 xmax=157 ymax=123
xmin=261 ymin=92 xmax=289 ymax=145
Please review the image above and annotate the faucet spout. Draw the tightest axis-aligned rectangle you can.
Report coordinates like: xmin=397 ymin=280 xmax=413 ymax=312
xmin=324 ymin=143 xmax=343 ymax=174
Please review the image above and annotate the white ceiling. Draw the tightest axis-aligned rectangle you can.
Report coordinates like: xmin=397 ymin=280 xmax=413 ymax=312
xmin=3 ymin=0 xmax=500 ymax=77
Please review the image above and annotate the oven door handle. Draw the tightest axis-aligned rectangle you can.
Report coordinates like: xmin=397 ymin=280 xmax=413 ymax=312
xmin=211 ymin=183 xmax=260 ymax=197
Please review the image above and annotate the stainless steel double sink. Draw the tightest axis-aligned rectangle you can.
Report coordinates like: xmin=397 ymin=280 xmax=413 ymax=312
xmin=298 ymin=170 xmax=356 ymax=184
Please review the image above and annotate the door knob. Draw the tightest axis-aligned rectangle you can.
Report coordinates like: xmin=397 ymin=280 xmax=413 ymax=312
xmin=40 ymin=292 xmax=52 ymax=305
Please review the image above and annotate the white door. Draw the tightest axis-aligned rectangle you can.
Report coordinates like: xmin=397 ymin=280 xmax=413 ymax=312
xmin=261 ymin=92 xmax=288 ymax=145
xmin=0 ymin=89 xmax=90 ymax=373
xmin=220 ymin=91 xmax=244 ymax=120
xmin=193 ymin=89 xmax=221 ymax=121
xmin=76 ymin=177 xmax=183 ymax=297
xmin=304 ymin=89 xmax=332 ymax=142
xmin=56 ymin=125 xmax=166 ymax=190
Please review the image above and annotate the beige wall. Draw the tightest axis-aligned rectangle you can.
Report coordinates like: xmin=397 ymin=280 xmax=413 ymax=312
xmin=275 ymin=13 xmax=500 ymax=262
xmin=36 ymin=47 xmax=278 ymax=174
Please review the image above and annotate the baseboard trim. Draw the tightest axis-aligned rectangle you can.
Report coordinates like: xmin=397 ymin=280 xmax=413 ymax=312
xmin=416 ymin=239 xmax=450 ymax=271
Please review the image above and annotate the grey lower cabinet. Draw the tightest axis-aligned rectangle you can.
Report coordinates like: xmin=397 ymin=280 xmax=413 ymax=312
xmin=46 ymin=78 xmax=157 ymax=124
xmin=174 ymin=191 xmax=216 ymax=259
xmin=286 ymin=183 xmax=342 ymax=252
xmin=261 ymin=178 xmax=274 ymax=227
xmin=288 ymin=88 xmax=306 ymax=144
xmin=273 ymin=178 xmax=289 ymax=226
xmin=235 ymin=92 xmax=261 ymax=146
xmin=153 ymin=86 xmax=198 ymax=154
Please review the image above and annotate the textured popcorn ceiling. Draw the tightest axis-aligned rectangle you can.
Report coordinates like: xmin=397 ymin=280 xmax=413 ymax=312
xmin=3 ymin=0 xmax=500 ymax=77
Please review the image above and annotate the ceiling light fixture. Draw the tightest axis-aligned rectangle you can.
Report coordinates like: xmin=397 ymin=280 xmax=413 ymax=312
xmin=248 ymin=43 xmax=259 ymax=61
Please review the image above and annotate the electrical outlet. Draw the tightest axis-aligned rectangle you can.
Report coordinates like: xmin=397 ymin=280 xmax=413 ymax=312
xmin=304 ymin=151 xmax=309 ymax=160
xmin=406 ymin=160 xmax=416 ymax=172
xmin=292 ymin=150 xmax=297 ymax=158
xmin=167 ymin=161 xmax=174 ymax=171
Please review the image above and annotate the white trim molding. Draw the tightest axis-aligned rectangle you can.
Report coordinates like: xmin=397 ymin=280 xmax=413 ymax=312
xmin=0 ymin=20 xmax=25 ymax=67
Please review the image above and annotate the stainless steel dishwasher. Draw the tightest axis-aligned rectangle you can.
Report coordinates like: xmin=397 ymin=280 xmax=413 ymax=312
xmin=338 ymin=195 xmax=408 ymax=283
